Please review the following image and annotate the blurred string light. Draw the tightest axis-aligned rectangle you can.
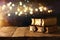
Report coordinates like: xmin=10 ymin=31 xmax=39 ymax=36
xmin=24 ymin=9 xmax=27 ymax=12
xmin=48 ymin=10 xmax=53 ymax=13
xmin=25 ymin=7 xmax=28 ymax=10
xmin=9 ymin=6 xmax=12 ymax=10
xmin=39 ymin=9 xmax=43 ymax=12
xmin=29 ymin=7 xmax=33 ymax=12
xmin=23 ymin=4 xmax=26 ymax=8
xmin=30 ymin=11 xmax=33 ymax=15
xmin=17 ymin=8 xmax=20 ymax=12
xmin=15 ymin=12 xmax=18 ymax=15
xmin=9 ymin=2 xmax=12 ymax=5
xmin=29 ymin=7 xmax=33 ymax=14
xmin=35 ymin=8 xmax=38 ymax=12
xmin=12 ymin=4 xmax=15 ymax=7
xmin=7 ymin=13 xmax=11 ymax=16
xmin=2 ymin=5 xmax=6 ymax=10
xmin=39 ymin=6 xmax=44 ymax=10
xmin=43 ymin=7 xmax=47 ymax=11
xmin=0 ymin=2 xmax=53 ymax=17
xmin=7 ymin=2 xmax=12 ymax=7
xmin=39 ymin=6 xmax=44 ymax=12
xmin=19 ymin=2 xmax=23 ymax=6
xmin=7 ymin=3 xmax=10 ymax=7
xmin=18 ymin=11 xmax=23 ymax=16
xmin=24 ymin=7 xmax=28 ymax=12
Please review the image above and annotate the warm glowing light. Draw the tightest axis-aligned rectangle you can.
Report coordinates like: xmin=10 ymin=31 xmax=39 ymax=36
xmin=19 ymin=2 xmax=22 ymax=6
xmin=24 ymin=10 xmax=27 ymax=12
xmin=24 ymin=7 xmax=28 ymax=12
xmin=17 ymin=8 xmax=20 ymax=12
xmin=7 ymin=3 xmax=10 ymax=7
xmin=25 ymin=7 xmax=28 ymax=10
xmin=12 ymin=4 xmax=15 ymax=7
xmin=15 ymin=12 xmax=18 ymax=15
xmin=2 ymin=5 xmax=6 ymax=10
xmin=35 ymin=8 xmax=38 ymax=12
xmin=7 ymin=13 xmax=11 ymax=16
xmin=7 ymin=2 xmax=12 ymax=6
xmin=9 ymin=2 xmax=12 ymax=5
xmin=39 ymin=6 xmax=43 ymax=10
xmin=30 ymin=11 xmax=33 ymax=15
xmin=39 ymin=6 xmax=43 ymax=12
xmin=9 ymin=6 xmax=12 ymax=10
xmin=18 ymin=11 xmax=22 ymax=16
xmin=23 ymin=5 xmax=26 ymax=7
xmin=29 ymin=7 xmax=33 ymax=12
xmin=48 ymin=10 xmax=53 ymax=13
xmin=39 ymin=9 xmax=43 ymax=12
xmin=43 ymin=7 xmax=47 ymax=11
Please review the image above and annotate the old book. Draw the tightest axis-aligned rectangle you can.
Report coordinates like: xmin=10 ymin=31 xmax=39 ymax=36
xmin=45 ymin=26 xmax=57 ymax=33
xmin=31 ymin=17 xmax=57 ymax=26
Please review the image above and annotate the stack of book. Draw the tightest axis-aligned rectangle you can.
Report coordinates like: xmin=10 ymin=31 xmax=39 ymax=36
xmin=30 ymin=17 xmax=57 ymax=33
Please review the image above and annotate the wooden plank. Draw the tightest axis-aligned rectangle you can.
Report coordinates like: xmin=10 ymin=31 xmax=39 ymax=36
xmin=0 ymin=27 xmax=17 ymax=37
xmin=12 ymin=27 xmax=28 ymax=37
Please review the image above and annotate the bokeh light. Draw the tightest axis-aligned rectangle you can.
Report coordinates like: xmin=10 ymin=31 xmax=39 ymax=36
xmin=30 ymin=11 xmax=33 ymax=15
xmin=15 ymin=12 xmax=18 ymax=15
xmin=48 ymin=10 xmax=53 ymax=13
xmin=19 ymin=2 xmax=23 ymax=6
xmin=12 ymin=4 xmax=15 ymax=7
xmin=35 ymin=8 xmax=38 ymax=12
xmin=7 ymin=13 xmax=11 ymax=16
xmin=18 ymin=11 xmax=23 ymax=16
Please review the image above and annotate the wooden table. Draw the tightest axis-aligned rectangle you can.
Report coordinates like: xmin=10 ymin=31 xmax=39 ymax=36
xmin=0 ymin=26 xmax=60 ymax=37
